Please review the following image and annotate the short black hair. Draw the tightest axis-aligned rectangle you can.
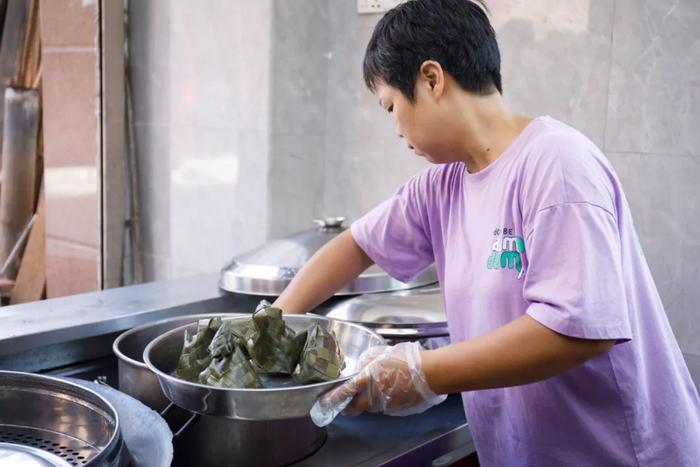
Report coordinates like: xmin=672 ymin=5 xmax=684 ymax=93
xmin=363 ymin=0 xmax=502 ymax=100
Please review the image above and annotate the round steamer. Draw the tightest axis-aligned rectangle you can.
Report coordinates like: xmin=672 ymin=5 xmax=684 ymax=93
xmin=0 ymin=371 xmax=123 ymax=467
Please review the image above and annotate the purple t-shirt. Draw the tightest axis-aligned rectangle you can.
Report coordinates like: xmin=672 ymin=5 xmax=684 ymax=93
xmin=351 ymin=116 xmax=700 ymax=466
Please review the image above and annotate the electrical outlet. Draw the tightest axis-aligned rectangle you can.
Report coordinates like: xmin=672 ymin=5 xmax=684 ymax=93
xmin=357 ymin=0 xmax=402 ymax=15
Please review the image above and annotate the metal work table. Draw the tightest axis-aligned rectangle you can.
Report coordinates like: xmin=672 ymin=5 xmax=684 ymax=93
xmin=0 ymin=274 xmax=474 ymax=466
xmin=0 ymin=274 xmax=229 ymax=355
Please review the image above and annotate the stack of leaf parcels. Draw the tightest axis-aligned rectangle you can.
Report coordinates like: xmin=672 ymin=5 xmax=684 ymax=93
xmin=172 ymin=301 xmax=345 ymax=389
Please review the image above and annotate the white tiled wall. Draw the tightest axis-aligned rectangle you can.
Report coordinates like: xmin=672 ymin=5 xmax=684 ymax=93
xmin=129 ymin=0 xmax=272 ymax=278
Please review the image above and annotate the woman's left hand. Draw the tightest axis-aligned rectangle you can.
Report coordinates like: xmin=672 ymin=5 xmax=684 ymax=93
xmin=319 ymin=341 xmax=447 ymax=416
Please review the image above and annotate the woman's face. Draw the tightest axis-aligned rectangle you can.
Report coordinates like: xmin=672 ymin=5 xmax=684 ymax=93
xmin=374 ymin=77 xmax=462 ymax=164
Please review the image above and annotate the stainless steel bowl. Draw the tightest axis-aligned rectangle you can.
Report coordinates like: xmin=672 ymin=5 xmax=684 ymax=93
xmin=115 ymin=313 xmax=330 ymax=466
xmin=144 ymin=314 xmax=385 ymax=420
xmin=0 ymin=371 xmax=123 ymax=467
xmin=113 ymin=313 xmax=248 ymax=411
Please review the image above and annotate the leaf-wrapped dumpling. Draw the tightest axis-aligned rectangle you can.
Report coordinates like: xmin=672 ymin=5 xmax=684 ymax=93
xmin=294 ymin=324 xmax=345 ymax=383
xmin=173 ymin=317 xmax=222 ymax=381
xmin=209 ymin=318 xmax=255 ymax=358
xmin=198 ymin=346 xmax=263 ymax=389
xmin=246 ymin=301 xmax=306 ymax=375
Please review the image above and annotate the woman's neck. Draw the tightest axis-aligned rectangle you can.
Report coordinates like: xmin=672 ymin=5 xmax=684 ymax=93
xmin=451 ymin=93 xmax=532 ymax=173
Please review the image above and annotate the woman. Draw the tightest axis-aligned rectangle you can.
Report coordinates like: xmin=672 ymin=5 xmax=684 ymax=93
xmin=274 ymin=0 xmax=700 ymax=465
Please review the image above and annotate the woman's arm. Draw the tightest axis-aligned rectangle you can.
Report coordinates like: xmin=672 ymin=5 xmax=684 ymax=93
xmin=273 ymin=230 xmax=374 ymax=314
xmin=319 ymin=314 xmax=615 ymax=416
xmin=422 ymin=314 xmax=615 ymax=394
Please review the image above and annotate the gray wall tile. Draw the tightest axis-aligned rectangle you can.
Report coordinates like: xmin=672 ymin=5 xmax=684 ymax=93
xmin=491 ymin=0 xmax=614 ymax=148
xmin=320 ymin=139 xmax=429 ymax=223
xmin=127 ymin=0 xmax=169 ymax=71
xmin=608 ymin=151 xmax=700 ymax=355
xmin=130 ymin=64 xmax=170 ymax=126
xmin=127 ymin=0 xmax=170 ymax=126
xmin=606 ymin=0 xmax=700 ymax=155
xmin=270 ymin=0 xmax=329 ymax=135
xmin=684 ymin=353 xmax=700 ymax=391
xmin=323 ymin=18 xmax=394 ymax=150
xmin=321 ymin=2 xmax=427 ymax=221
xmin=134 ymin=123 xmax=171 ymax=281
xmin=267 ymin=0 xmax=331 ymax=239
xmin=168 ymin=125 xmax=269 ymax=274
xmin=130 ymin=0 xmax=272 ymax=281
xmin=169 ymin=1 xmax=242 ymax=130
xmin=268 ymin=132 xmax=326 ymax=238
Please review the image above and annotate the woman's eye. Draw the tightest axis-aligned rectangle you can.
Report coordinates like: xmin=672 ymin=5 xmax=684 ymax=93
xmin=387 ymin=105 xmax=393 ymax=113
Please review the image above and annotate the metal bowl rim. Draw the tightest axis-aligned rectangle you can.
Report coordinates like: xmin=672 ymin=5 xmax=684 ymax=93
xmin=143 ymin=314 xmax=385 ymax=394
xmin=0 ymin=369 xmax=123 ymax=462
xmin=335 ymin=318 xmax=450 ymax=331
xmin=113 ymin=312 xmax=249 ymax=370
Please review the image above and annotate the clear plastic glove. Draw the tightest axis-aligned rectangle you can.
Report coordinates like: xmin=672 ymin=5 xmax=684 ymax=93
xmin=311 ymin=342 xmax=446 ymax=425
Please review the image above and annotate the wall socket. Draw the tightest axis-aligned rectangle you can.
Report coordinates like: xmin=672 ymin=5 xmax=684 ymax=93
xmin=357 ymin=0 xmax=403 ymax=15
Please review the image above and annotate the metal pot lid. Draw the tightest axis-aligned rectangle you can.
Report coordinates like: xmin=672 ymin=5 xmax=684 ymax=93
xmin=319 ymin=285 xmax=449 ymax=339
xmin=219 ymin=217 xmax=438 ymax=296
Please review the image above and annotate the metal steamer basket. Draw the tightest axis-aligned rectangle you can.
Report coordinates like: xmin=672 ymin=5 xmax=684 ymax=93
xmin=0 ymin=371 xmax=123 ymax=467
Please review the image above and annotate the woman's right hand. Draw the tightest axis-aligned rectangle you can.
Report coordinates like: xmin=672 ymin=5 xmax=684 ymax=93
xmin=318 ymin=342 xmax=447 ymax=417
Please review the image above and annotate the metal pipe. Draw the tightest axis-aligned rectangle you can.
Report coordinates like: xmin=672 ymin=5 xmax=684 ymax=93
xmin=0 ymin=87 xmax=38 ymax=279
xmin=0 ymin=213 xmax=35 ymax=277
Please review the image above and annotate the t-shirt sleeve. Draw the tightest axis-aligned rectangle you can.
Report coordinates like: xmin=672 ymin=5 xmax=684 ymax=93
xmin=350 ymin=172 xmax=434 ymax=283
xmin=523 ymin=202 xmax=632 ymax=342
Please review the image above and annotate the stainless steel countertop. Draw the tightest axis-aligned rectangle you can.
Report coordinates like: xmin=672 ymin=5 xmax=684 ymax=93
xmin=0 ymin=274 xmax=231 ymax=355
xmin=0 ymin=274 xmax=475 ymax=465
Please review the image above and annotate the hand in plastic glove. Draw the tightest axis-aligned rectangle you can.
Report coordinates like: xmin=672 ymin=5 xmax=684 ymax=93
xmin=320 ymin=341 xmax=446 ymax=417
xmin=354 ymin=343 xmax=388 ymax=368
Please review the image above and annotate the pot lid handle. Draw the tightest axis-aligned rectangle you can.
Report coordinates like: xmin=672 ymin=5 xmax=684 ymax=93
xmin=313 ymin=217 xmax=346 ymax=231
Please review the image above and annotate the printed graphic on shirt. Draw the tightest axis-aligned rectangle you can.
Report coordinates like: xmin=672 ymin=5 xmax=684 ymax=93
xmin=486 ymin=227 xmax=526 ymax=279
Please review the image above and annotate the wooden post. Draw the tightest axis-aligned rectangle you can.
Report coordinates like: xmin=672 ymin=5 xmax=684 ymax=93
xmin=0 ymin=86 xmax=38 ymax=278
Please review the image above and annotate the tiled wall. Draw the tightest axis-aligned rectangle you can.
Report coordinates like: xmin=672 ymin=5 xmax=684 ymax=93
xmin=128 ymin=0 xmax=272 ymax=280
xmin=603 ymin=0 xmax=700 ymax=379
xmin=268 ymin=0 xmax=330 ymax=238
xmin=130 ymin=1 xmax=699 ymax=381
xmin=40 ymin=0 xmax=101 ymax=297
xmin=320 ymin=1 xmax=430 ymax=222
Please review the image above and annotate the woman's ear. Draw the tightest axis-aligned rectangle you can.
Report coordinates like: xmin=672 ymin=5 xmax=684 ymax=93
xmin=419 ymin=60 xmax=445 ymax=99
